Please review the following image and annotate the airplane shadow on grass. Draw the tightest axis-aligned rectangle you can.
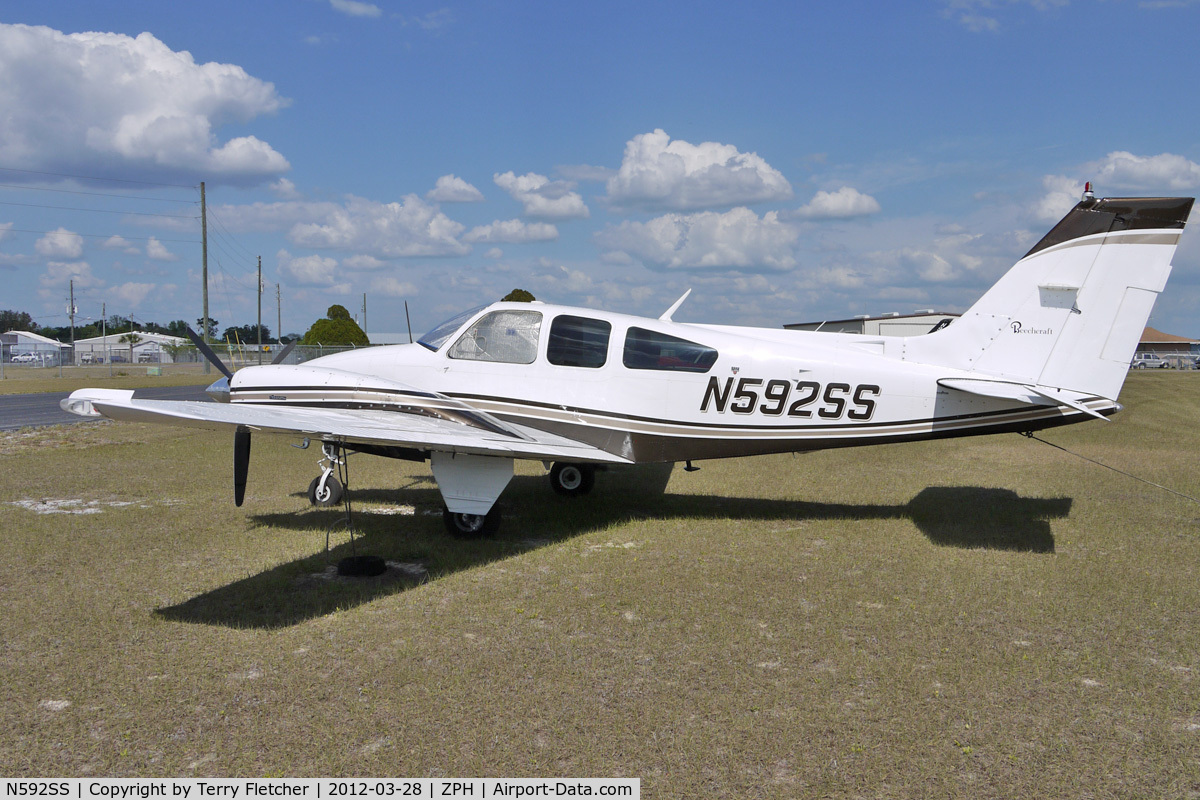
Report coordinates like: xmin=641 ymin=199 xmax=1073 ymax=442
xmin=156 ymin=467 xmax=1071 ymax=630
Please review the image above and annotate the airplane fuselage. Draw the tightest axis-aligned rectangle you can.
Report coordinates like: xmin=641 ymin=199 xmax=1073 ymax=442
xmin=227 ymin=302 xmax=1114 ymax=464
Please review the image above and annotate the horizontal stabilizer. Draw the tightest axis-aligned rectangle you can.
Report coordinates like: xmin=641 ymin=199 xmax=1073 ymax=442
xmin=938 ymin=378 xmax=1111 ymax=421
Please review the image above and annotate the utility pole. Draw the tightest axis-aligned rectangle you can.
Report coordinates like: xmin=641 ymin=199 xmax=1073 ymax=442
xmin=257 ymin=255 xmax=263 ymax=365
xmin=68 ymin=279 xmax=76 ymax=353
xmin=200 ymin=180 xmax=210 ymax=373
xmin=362 ymin=292 xmax=367 ymax=337
xmin=276 ymin=283 xmax=282 ymax=345
xmin=103 ymin=301 xmax=110 ymax=376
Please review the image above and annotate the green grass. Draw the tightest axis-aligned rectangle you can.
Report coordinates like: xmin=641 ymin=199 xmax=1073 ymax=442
xmin=0 ymin=364 xmax=214 ymax=395
xmin=1 ymin=371 xmax=1199 ymax=796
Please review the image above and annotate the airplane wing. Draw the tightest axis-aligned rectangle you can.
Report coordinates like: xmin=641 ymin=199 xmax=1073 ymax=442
xmin=61 ymin=388 xmax=631 ymax=464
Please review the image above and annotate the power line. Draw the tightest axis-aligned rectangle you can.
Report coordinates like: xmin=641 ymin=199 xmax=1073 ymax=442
xmin=1 ymin=226 xmax=199 ymax=244
xmin=0 ymin=199 xmax=198 ymax=219
xmin=207 ymin=235 xmax=256 ymax=271
xmin=0 ymin=165 xmax=198 ymax=190
xmin=206 ymin=215 xmax=258 ymax=262
xmin=0 ymin=182 xmax=197 ymax=204
xmin=206 ymin=206 xmax=260 ymax=261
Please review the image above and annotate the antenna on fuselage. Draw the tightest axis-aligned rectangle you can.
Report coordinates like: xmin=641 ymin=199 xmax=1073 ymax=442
xmin=659 ymin=289 xmax=692 ymax=322
xmin=405 ymin=301 xmax=413 ymax=343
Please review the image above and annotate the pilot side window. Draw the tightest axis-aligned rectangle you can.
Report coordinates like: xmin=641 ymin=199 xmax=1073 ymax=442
xmin=622 ymin=327 xmax=718 ymax=373
xmin=547 ymin=315 xmax=611 ymax=368
xmin=448 ymin=310 xmax=542 ymax=364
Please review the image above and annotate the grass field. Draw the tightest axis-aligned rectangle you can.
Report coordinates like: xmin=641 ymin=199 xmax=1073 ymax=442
xmin=0 ymin=363 xmax=215 ymax=395
xmin=2 ymin=372 xmax=1199 ymax=796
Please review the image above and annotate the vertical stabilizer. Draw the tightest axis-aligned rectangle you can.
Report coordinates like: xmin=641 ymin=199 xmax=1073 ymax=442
xmin=905 ymin=196 xmax=1193 ymax=400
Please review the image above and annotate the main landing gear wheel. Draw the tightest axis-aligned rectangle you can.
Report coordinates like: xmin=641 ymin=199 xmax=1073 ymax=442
xmin=549 ymin=462 xmax=595 ymax=497
xmin=442 ymin=505 xmax=502 ymax=539
xmin=308 ymin=475 xmax=344 ymax=507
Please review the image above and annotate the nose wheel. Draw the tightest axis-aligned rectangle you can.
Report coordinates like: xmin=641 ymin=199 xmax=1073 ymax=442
xmin=308 ymin=474 xmax=344 ymax=506
xmin=549 ymin=462 xmax=595 ymax=496
xmin=308 ymin=442 xmax=346 ymax=507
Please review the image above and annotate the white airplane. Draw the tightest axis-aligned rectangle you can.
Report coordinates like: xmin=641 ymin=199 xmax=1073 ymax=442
xmin=63 ymin=189 xmax=1194 ymax=538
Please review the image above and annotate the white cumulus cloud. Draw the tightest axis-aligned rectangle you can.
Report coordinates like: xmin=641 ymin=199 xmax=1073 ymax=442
xmin=330 ymin=0 xmax=382 ymax=17
xmin=145 ymin=237 xmax=179 ymax=262
xmin=371 ymin=277 xmax=418 ymax=297
xmin=0 ymin=23 xmax=290 ymax=184
xmin=270 ymin=178 xmax=302 ymax=200
xmin=1085 ymin=151 xmax=1200 ymax=192
xmin=277 ymin=249 xmax=340 ymax=286
xmin=289 ymin=195 xmax=470 ymax=257
xmin=464 ymin=219 xmax=558 ymax=244
xmin=101 ymin=235 xmax=140 ymax=255
xmin=793 ymin=187 xmax=881 ymax=220
xmin=595 ymin=207 xmax=800 ymax=272
xmin=427 ymin=174 xmax=485 ymax=203
xmin=35 ymin=228 xmax=84 ymax=259
xmin=493 ymin=172 xmax=589 ymax=219
xmin=1033 ymin=175 xmax=1083 ymax=224
xmin=606 ymin=129 xmax=793 ymax=212
xmin=109 ymin=282 xmax=156 ymax=307
xmin=39 ymin=261 xmax=100 ymax=292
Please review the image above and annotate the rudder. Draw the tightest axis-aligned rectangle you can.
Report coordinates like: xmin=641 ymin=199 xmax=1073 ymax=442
xmin=906 ymin=195 xmax=1193 ymax=400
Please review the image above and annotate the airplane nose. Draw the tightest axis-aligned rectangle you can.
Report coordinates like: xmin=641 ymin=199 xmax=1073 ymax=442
xmin=206 ymin=376 xmax=231 ymax=403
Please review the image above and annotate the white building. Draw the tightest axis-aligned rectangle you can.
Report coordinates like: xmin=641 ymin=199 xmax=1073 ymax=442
xmin=1 ymin=330 xmax=71 ymax=364
xmin=73 ymin=332 xmax=189 ymax=365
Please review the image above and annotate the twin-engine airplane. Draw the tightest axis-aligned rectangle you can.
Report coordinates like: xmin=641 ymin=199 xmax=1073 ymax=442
xmin=64 ymin=190 xmax=1194 ymax=537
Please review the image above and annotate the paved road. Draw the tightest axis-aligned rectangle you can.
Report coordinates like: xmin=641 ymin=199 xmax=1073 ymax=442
xmin=0 ymin=385 xmax=210 ymax=431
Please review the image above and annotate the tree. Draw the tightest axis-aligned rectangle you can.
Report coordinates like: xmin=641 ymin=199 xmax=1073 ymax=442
xmin=502 ymin=288 xmax=536 ymax=302
xmin=110 ymin=314 xmax=141 ymax=332
xmin=165 ymin=320 xmax=191 ymax=338
xmin=0 ymin=310 xmax=37 ymax=332
xmin=118 ymin=332 xmax=142 ymax=363
xmin=222 ymin=324 xmax=272 ymax=344
xmin=302 ymin=307 xmax=369 ymax=347
xmin=195 ymin=318 xmax=219 ymax=340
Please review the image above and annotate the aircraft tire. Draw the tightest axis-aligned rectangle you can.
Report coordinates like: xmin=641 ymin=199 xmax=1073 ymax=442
xmin=442 ymin=505 xmax=501 ymax=538
xmin=308 ymin=475 xmax=344 ymax=507
xmin=550 ymin=463 xmax=595 ymax=497
xmin=337 ymin=554 xmax=387 ymax=577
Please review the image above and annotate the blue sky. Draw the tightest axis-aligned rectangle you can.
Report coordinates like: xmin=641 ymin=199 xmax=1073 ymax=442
xmin=2 ymin=0 xmax=1200 ymax=339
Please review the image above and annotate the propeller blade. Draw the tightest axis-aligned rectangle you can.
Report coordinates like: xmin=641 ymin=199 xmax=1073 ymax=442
xmin=234 ymin=427 xmax=251 ymax=507
xmin=185 ymin=326 xmax=233 ymax=380
xmin=270 ymin=339 xmax=297 ymax=365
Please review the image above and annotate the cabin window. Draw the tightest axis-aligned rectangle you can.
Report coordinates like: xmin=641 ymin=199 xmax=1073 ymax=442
xmin=547 ymin=315 xmax=611 ymax=368
xmin=622 ymin=327 xmax=718 ymax=373
xmin=448 ymin=310 xmax=542 ymax=364
xmin=418 ymin=305 xmax=485 ymax=352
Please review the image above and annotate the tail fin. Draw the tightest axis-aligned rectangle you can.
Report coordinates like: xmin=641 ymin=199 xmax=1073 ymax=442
xmin=906 ymin=195 xmax=1194 ymax=400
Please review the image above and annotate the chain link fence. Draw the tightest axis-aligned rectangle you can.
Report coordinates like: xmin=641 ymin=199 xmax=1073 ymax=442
xmin=0 ymin=339 xmax=376 ymax=377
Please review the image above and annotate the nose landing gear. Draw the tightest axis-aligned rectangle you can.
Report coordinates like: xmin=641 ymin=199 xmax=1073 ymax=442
xmin=307 ymin=442 xmax=346 ymax=507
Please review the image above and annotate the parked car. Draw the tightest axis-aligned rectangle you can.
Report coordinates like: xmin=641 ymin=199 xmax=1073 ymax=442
xmin=11 ymin=352 xmax=39 ymax=364
xmin=1130 ymin=353 xmax=1170 ymax=369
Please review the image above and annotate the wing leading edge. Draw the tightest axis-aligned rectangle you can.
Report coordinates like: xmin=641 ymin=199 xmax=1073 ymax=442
xmin=61 ymin=389 xmax=631 ymax=464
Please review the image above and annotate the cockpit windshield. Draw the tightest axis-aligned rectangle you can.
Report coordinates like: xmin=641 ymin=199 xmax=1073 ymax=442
xmin=417 ymin=306 xmax=486 ymax=352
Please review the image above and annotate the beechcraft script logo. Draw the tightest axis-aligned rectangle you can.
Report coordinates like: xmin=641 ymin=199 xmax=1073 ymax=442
xmin=1011 ymin=321 xmax=1053 ymax=335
